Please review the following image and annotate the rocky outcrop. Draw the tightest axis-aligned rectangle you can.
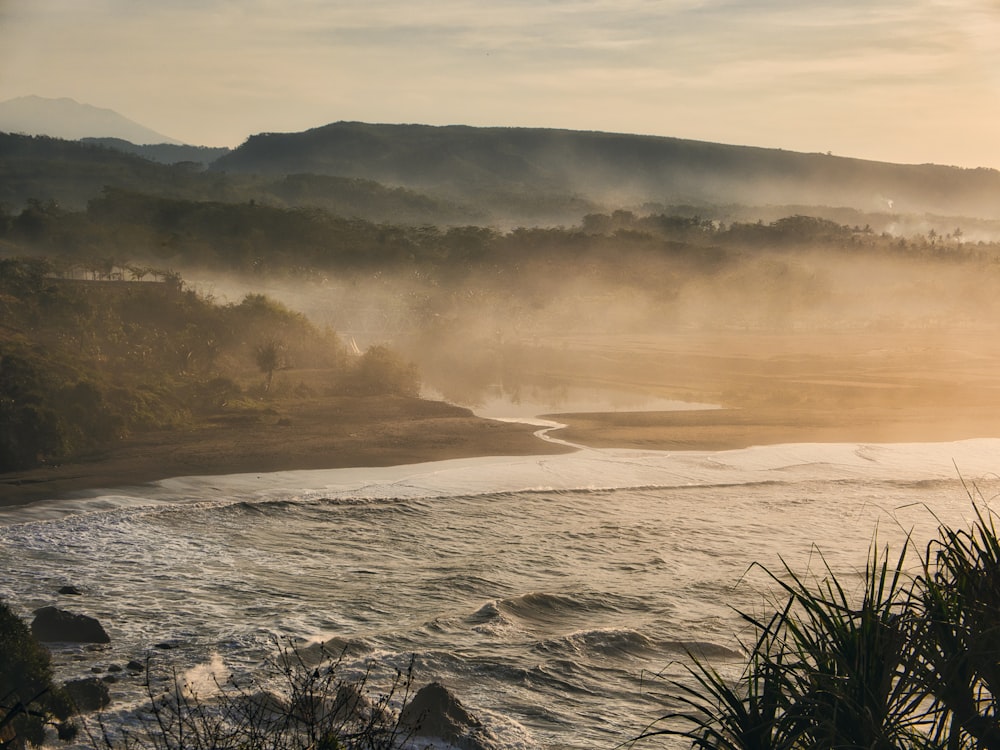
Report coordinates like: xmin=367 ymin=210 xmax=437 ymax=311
xmin=399 ymin=682 xmax=494 ymax=750
xmin=30 ymin=606 xmax=110 ymax=643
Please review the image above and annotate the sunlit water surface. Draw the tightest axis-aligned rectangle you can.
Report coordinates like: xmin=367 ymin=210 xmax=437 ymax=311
xmin=2 ymin=436 xmax=999 ymax=749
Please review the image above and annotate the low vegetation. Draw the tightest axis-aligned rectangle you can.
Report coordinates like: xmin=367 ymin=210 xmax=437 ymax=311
xmin=81 ymin=645 xmax=416 ymax=750
xmin=0 ymin=257 xmax=419 ymax=472
xmin=0 ymin=605 xmax=413 ymax=750
xmin=0 ymin=600 xmax=75 ymax=748
xmin=634 ymin=501 xmax=1000 ymax=750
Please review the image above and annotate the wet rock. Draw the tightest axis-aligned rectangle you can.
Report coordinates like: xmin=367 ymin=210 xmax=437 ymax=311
xmin=31 ymin=606 xmax=110 ymax=644
xmin=58 ymin=585 xmax=83 ymax=595
xmin=282 ymin=683 xmax=372 ymax=728
xmin=399 ymin=682 xmax=492 ymax=750
xmin=107 ymin=664 xmax=123 ymax=673
xmin=126 ymin=660 xmax=145 ymax=672
xmin=63 ymin=677 xmax=111 ymax=712
xmin=154 ymin=641 xmax=179 ymax=650
xmin=235 ymin=691 xmax=292 ymax=728
xmin=329 ymin=683 xmax=378 ymax=724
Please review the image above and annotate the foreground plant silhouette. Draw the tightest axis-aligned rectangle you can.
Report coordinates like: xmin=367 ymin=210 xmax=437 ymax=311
xmin=83 ymin=642 xmax=415 ymax=750
xmin=634 ymin=502 xmax=1000 ymax=750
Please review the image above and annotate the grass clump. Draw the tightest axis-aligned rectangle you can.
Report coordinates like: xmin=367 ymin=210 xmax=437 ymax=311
xmin=635 ymin=501 xmax=1000 ymax=750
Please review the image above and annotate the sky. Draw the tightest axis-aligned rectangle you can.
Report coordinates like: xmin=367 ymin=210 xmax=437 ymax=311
xmin=1 ymin=0 xmax=999 ymax=168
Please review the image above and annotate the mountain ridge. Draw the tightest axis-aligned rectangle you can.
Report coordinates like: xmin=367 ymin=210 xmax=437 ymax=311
xmin=4 ymin=108 xmax=1000 ymax=224
xmin=0 ymin=95 xmax=181 ymax=145
xmin=212 ymin=121 xmax=1000 ymax=219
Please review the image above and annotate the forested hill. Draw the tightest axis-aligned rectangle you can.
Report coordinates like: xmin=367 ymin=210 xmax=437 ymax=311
xmin=0 ymin=132 xmax=479 ymax=224
xmin=7 ymin=124 xmax=1000 ymax=226
xmin=212 ymin=122 xmax=1000 ymax=219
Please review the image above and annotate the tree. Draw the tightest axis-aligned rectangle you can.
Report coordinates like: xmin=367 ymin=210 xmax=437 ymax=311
xmin=254 ymin=340 xmax=284 ymax=392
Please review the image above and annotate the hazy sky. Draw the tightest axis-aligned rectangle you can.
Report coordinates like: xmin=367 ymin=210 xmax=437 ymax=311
xmin=2 ymin=0 xmax=999 ymax=168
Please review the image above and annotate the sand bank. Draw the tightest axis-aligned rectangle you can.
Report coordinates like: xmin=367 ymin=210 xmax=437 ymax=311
xmin=6 ymin=391 xmax=1000 ymax=509
xmin=0 ymin=396 xmax=572 ymax=508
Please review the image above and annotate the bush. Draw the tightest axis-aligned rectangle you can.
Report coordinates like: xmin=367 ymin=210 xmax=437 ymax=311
xmin=341 ymin=346 xmax=419 ymax=397
xmin=634 ymin=502 xmax=1000 ymax=750
xmin=84 ymin=642 xmax=415 ymax=750
xmin=0 ymin=600 xmax=74 ymax=748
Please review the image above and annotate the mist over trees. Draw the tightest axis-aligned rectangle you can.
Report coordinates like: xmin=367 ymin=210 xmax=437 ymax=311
xmin=5 ymin=120 xmax=1000 ymax=458
xmin=0 ymin=257 xmax=419 ymax=472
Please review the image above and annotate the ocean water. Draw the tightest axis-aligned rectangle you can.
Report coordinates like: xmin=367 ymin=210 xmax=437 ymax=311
xmin=2 ymin=434 xmax=999 ymax=749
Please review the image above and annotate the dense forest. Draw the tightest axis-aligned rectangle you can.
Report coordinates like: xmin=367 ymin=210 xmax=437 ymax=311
xmin=0 ymin=256 xmax=418 ymax=472
xmin=5 ymin=187 xmax=1000 ymax=410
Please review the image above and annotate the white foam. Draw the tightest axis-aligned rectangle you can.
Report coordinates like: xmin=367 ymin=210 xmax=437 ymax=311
xmin=3 ymin=439 xmax=999 ymax=527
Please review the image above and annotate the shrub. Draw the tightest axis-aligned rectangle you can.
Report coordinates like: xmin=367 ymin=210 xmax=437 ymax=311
xmin=341 ymin=346 xmax=420 ymax=398
xmin=634 ymin=501 xmax=1000 ymax=750
xmin=0 ymin=600 xmax=74 ymax=748
xmin=84 ymin=642 xmax=414 ymax=750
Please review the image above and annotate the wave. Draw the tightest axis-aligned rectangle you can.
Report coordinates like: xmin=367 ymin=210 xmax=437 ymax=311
xmin=533 ymin=628 xmax=658 ymax=659
xmin=4 ymin=438 xmax=999 ymax=529
xmin=488 ymin=591 xmax=647 ymax=625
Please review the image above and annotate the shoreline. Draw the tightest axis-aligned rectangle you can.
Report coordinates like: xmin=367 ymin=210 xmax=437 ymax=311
xmin=548 ymin=404 xmax=1000 ymax=452
xmin=0 ymin=396 xmax=572 ymax=509
xmin=4 ymin=395 xmax=1000 ymax=510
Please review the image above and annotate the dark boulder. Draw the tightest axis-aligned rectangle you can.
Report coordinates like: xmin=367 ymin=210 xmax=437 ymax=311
xmin=63 ymin=677 xmax=111 ymax=712
xmin=30 ymin=607 xmax=110 ymax=643
xmin=58 ymin=585 xmax=83 ymax=596
xmin=399 ymin=682 xmax=493 ymax=750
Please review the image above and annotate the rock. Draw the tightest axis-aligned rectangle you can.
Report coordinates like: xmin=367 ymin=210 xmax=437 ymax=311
xmin=328 ymin=683 xmax=376 ymax=724
xmin=58 ymin=585 xmax=83 ymax=595
xmin=235 ymin=691 xmax=292 ymax=728
xmin=63 ymin=677 xmax=111 ymax=712
xmin=107 ymin=664 xmax=123 ymax=673
xmin=126 ymin=660 xmax=144 ymax=672
xmin=154 ymin=641 xmax=179 ymax=650
xmin=399 ymin=682 xmax=491 ymax=750
xmin=30 ymin=606 xmax=110 ymax=643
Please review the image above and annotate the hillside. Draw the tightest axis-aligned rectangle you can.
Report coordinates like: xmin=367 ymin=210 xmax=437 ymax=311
xmin=0 ymin=133 xmax=477 ymax=223
xmin=0 ymin=257 xmax=425 ymax=474
xmin=6 ymin=121 xmax=1000 ymax=227
xmin=213 ymin=122 xmax=1000 ymax=220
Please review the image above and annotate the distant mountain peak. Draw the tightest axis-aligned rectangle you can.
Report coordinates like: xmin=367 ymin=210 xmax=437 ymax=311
xmin=0 ymin=94 xmax=181 ymax=145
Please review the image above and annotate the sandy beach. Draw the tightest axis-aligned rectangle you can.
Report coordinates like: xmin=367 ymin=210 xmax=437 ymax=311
xmin=0 ymin=396 xmax=572 ymax=508
xmin=4 ymin=395 xmax=1000 ymax=509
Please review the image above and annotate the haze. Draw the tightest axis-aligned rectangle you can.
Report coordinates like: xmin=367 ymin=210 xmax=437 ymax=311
xmin=2 ymin=0 xmax=999 ymax=169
